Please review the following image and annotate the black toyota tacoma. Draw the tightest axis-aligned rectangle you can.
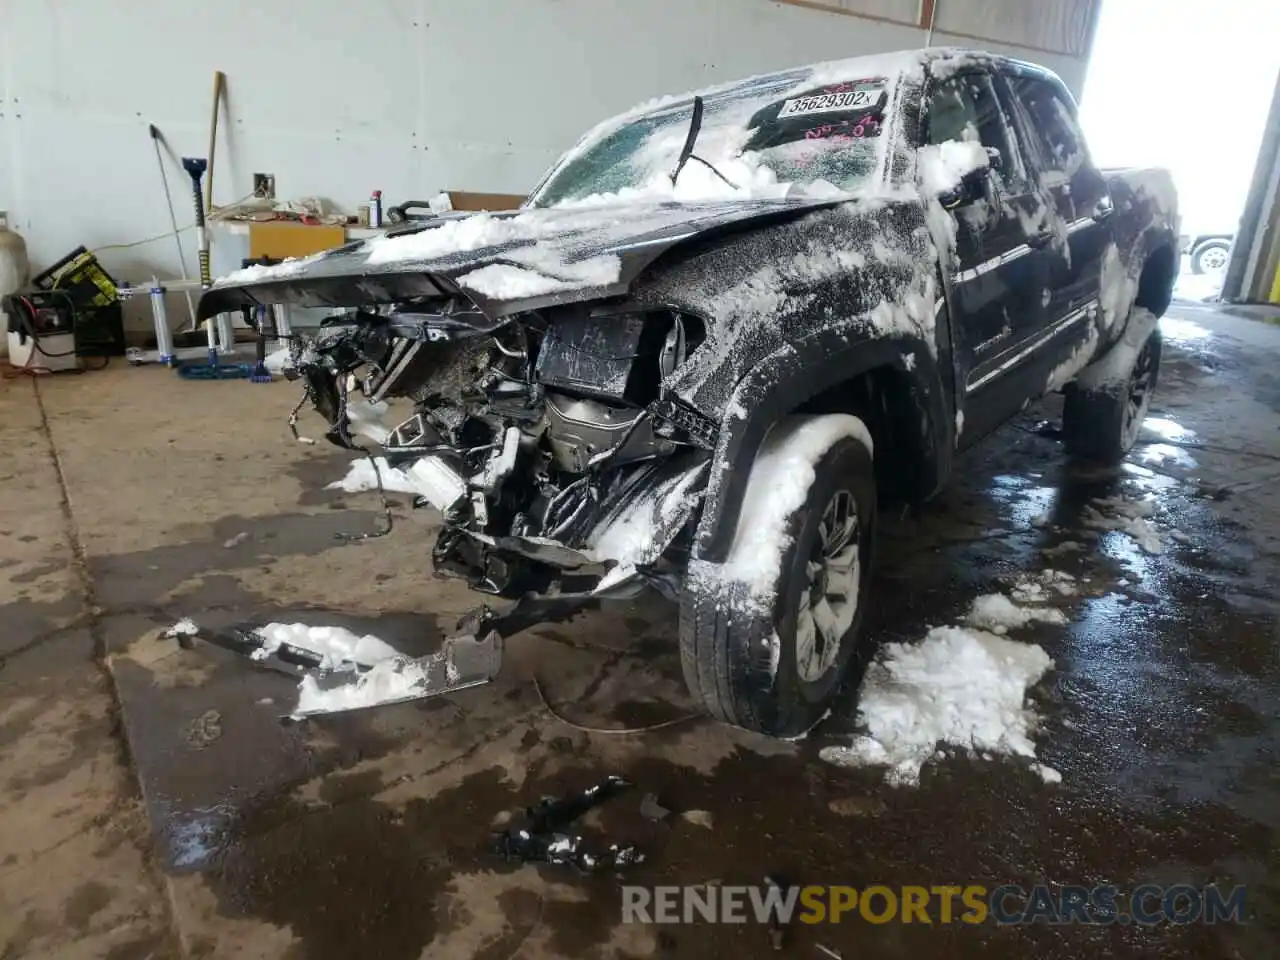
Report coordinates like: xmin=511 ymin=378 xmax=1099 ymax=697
xmin=197 ymin=48 xmax=1179 ymax=735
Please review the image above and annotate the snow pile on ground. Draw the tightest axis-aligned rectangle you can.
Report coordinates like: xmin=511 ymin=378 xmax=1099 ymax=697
xmin=1121 ymin=517 xmax=1162 ymax=555
xmin=966 ymin=592 xmax=1066 ymax=633
xmin=1011 ymin=569 xmax=1078 ymax=601
xmin=964 ymin=571 xmax=1076 ymax=634
xmin=821 ymin=568 xmax=1074 ymax=785
xmin=1083 ymin=495 xmax=1163 ymax=555
xmin=294 ymin=657 xmax=426 ymax=717
xmin=819 ymin=624 xmax=1056 ymax=786
xmin=253 ymin=622 xmax=399 ymax=670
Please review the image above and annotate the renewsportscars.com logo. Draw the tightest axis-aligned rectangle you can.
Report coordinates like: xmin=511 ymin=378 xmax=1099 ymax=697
xmin=622 ymin=884 xmax=1247 ymax=926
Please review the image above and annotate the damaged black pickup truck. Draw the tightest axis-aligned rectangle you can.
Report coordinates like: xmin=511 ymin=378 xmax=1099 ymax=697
xmin=197 ymin=48 xmax=1178 ymax=736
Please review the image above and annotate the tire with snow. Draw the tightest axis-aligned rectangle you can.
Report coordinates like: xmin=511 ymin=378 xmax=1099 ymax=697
xmin=1063 ymin=325 xmax=1161 ymax=464
xmin=679 ymin=417 xmax=876 ymax=737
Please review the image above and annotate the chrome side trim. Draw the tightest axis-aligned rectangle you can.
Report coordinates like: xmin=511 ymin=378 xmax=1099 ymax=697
xmin=1067 ymin=217 xmax=1094 ymax=235
xmin=954 ymin=243 xmax=1032 ymax=284
xmin=966 ymin=303 xmax=1095 ymax=394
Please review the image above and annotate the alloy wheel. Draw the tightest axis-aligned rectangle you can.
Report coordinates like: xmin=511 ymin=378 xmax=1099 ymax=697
xmin=795 ymin=489 xmax=861 ymax=682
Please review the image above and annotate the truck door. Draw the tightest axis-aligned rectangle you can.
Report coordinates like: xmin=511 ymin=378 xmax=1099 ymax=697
xmin=1001 ymin=72 xmax=1112 ymax=360
xmin=926 ymin=71 xmax=1054 ymax=444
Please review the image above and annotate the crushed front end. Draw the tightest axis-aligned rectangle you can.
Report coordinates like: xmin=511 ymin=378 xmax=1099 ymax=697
xmin=299 ymin=295 xmax=716 ymax=596
xmin=179 ymin=290 xmax=718 ymax=716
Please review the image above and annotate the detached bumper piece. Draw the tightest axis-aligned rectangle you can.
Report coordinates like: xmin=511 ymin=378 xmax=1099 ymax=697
xmin=166 ymin=621 xmax=503 ymax=719
xmin=162 ymin=589 xmax=606 ymax=719
xmin=290 ymin=631 xmax=503 ymax=719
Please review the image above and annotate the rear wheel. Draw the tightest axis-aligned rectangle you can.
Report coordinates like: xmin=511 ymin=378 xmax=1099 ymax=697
xmin=679 ymin=420 xmax=876 ymax=737
xmin=1063 ymin=327 xmax=1161 ymax=464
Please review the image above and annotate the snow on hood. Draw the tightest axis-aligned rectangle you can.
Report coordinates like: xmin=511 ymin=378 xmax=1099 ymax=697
xmin=456 ymin=254 xmax=622 ymax=299
xmin=209 ymin=194 xmax=871 ymax=311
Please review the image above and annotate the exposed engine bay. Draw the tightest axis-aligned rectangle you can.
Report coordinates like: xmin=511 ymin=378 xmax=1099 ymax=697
xmin=291 ymin=298 xmax=718 ymax=599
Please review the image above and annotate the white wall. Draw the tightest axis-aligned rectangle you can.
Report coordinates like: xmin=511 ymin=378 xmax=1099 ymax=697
xmin=0 ymin=0 xmax=1091 ymax=316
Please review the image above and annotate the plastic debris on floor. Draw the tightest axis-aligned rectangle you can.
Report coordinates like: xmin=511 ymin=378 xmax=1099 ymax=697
xmin=492 ymin=776 xmax=645 ymax=872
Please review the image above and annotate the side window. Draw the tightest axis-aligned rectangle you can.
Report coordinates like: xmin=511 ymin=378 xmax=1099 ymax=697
xmin=925 ymin=73 xmax=1026 ymax=190
xmin=1008 ymin=77 xmax=1085 ymax=173
xmin=1007 ymin=76 xmax=1106 ymax=214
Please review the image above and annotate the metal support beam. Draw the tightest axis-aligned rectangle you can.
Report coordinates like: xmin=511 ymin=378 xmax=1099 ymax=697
xmin=1224 ymin=68 xmax=1280 ymax=304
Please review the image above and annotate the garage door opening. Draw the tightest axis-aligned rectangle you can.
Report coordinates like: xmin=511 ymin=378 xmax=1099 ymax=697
xmin=1079 ymin=0 xmax=1280 ymax=303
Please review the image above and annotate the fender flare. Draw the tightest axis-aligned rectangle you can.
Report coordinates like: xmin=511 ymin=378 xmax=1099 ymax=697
xmin=691 ymin=328 xmax=951 ymax=563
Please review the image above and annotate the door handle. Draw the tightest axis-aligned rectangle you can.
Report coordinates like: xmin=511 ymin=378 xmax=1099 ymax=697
xmin=1029 ymin=230 xmax=1054 ymax=249
xmin=1092 ymin=198 xmax=1115 ymax=223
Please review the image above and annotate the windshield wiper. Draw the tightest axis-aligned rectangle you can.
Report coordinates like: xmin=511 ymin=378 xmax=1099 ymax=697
xmin=669 ymin=96 xmax=739 ymax=190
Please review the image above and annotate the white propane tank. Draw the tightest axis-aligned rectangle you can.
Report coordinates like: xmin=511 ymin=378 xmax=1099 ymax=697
xmin=0 ymin=212 xmax=31 ymax=360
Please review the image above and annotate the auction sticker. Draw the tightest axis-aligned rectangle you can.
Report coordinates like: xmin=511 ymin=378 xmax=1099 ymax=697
xmin=778 ymin=83 xmax=884 ymax=119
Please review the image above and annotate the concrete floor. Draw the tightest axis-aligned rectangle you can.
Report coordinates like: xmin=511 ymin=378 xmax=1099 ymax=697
xmin=1 ymin=303 xmax=1277 ymax=959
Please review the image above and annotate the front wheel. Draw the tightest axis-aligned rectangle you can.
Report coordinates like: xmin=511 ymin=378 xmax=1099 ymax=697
xmin=1063 ymin=327 xmax=1161 ymax=464
xmin=679 ymin=417 xmax=876 ymax=737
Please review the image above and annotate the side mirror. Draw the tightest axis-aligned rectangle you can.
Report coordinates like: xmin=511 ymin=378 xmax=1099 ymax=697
xmin=941 ymin=166 xmax=991 ymax=210
xmin=923 ymin=140 xmax=994 ymax=210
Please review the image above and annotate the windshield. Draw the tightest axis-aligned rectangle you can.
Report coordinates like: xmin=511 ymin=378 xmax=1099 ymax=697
xmin=530 ymin=74 xmax=897 ymax=208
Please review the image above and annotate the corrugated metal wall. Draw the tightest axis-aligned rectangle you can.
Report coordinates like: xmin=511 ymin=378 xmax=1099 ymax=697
xmin=779 ymin=0 xmax=1102 ymax=58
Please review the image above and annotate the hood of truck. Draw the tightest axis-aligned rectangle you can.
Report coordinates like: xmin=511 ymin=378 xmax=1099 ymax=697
xmin=197 ymin=196 xmax=850 ymax=323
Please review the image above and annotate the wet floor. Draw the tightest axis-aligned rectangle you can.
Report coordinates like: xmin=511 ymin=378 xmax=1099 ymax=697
xmin=1 ymin=304 xmax=1277 ymax=959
